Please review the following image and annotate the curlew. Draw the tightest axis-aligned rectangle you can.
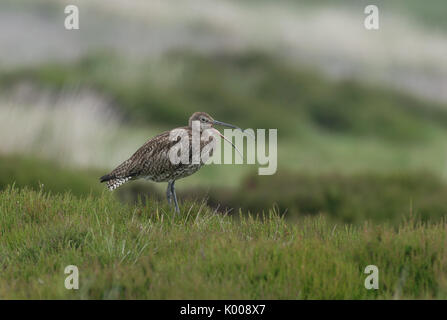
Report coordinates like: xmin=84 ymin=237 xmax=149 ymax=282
xmin=100 ymin=112 xmax=242 ymax=213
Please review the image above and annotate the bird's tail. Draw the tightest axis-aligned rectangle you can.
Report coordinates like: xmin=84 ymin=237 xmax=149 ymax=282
xmin=100 ymin=174 xmax=132 ymax=191
xmin=100 ymin=159 xmax=135 ymax=191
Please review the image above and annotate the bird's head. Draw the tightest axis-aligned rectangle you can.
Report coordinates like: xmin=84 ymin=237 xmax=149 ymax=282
xmin=188 ymin=112 xmax=246 ymax=159
xmin=188 ymin=112 xmax=241 ymax=132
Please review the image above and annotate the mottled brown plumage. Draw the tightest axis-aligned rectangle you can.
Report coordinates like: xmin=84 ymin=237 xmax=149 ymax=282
xmin=100 ymin=112 xmax=241 ymax=213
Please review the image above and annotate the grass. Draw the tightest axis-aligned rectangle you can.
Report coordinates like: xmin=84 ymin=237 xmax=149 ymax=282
xmin=1 ymin=186 xmax=447 ymax=299
xmin=4 ymin=154 xmax=447 ymax=227
xmin=200 ymin=170 xmax=447 ymax=225
xmin=0 ymin=154 xmax=103 ymax=197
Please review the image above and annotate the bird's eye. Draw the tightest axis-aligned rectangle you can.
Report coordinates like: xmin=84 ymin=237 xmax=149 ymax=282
xmin=201 ymin=118 xmax=206 ymax=122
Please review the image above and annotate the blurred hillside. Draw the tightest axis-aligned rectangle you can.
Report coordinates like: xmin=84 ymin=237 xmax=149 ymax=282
xmin=2 ymin=0 xmax=447 ymax=102
xmin=1 ymin=0 xmax=447 ymax=224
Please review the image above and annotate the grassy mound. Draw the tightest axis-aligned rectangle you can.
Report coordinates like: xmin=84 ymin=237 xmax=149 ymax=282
xmin=202 ymin=171 xmax=447 ymax=225
xmin=0 ymin=186 xmax=446 ymax=299
xmin=3 ymin=154 xmax=446 ymax=226
xmin=0 ymin=155 xmax=103 ymax=196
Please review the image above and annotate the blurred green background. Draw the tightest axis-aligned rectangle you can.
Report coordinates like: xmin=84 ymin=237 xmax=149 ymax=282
xmin=1 ymin=0 xmax=447 ymax=225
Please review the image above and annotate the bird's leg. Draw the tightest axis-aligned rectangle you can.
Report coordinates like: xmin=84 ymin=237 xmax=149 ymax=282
xmin=170 ymin=180 xmax=180 ymax=214
xmin=166 ymin=182 xmax=173 ymax=205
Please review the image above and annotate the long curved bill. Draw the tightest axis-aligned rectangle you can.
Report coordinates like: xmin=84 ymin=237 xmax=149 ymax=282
xmin=213 ymin=120 xmax=255 ymax=139
xmin=212 ymin=120 xmax=242 ymax=131
xmin=211 ymin=128 xmax=243 ymax=160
